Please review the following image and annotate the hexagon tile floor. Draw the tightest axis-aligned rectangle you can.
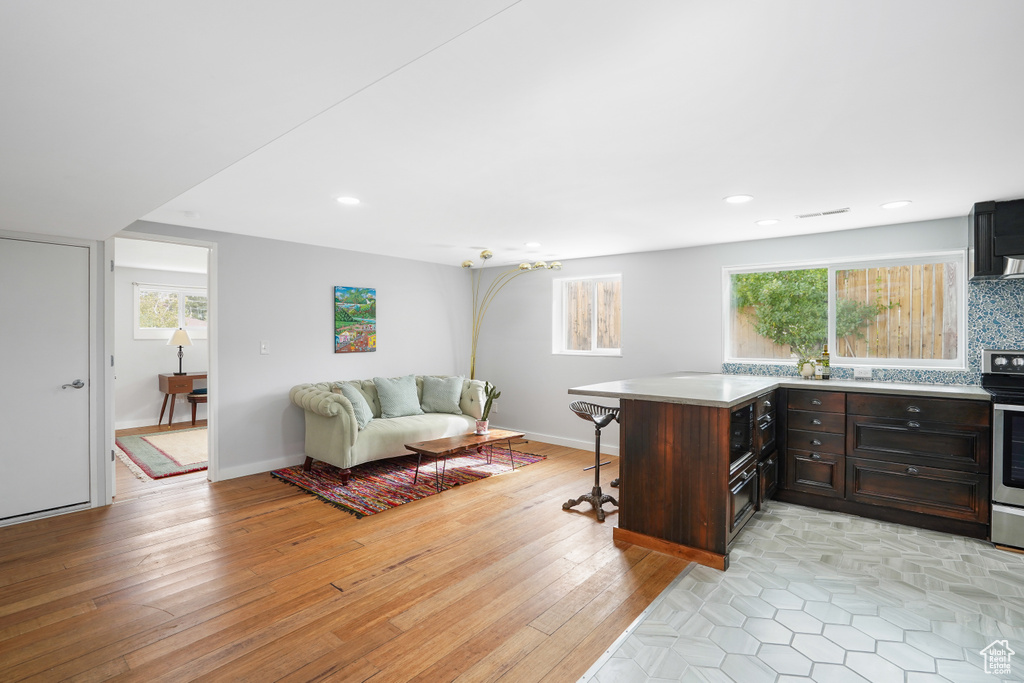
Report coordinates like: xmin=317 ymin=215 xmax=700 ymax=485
xmin=581 ymin=501 xmax=1024 ymax=683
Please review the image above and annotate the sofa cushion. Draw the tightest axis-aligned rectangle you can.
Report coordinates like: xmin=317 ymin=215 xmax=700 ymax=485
xmin=420 ymin=375 xmax=464 ymax=414
xmin=351 ymin=412 xmax=477 ymax=464
xmin=338 ymin=383 xmax=374 ymax=429
xmin=373 ymin=374 xmax=425 ymax=419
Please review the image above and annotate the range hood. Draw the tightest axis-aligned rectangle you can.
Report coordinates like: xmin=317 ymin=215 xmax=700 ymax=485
xmin=969 ymin=198 xmax=1024 ymax=280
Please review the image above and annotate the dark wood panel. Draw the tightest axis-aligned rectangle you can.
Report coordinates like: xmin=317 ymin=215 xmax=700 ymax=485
xmin=847 ymin=393 xmax=990 ymax=425
xmin=619 ymin=399 xmax=729 ymax=556
xmin=788 ymin=410 xmax=846 ymax=434
xmin=846 ymin=415 xmax=989 ymax=473
xmin=788 ymin=389 xmax=845 ymax=413
xmin=787 ymin=428 xmax=845 ymax=455
xmin=846 ymin=457 xmax=989 ymax=523
xmin=785 ymin=449 xmax=844 ymax=498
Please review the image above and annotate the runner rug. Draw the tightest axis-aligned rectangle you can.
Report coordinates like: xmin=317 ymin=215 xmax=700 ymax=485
xmin=271 ymin=445 xmax=545 ymax=518
xmin=116 ymin=427 xmax=208 ymax=480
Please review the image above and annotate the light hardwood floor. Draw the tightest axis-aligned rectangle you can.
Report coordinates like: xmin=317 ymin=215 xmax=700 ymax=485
xmin=0 ymin=426 xmax=687 ymax=682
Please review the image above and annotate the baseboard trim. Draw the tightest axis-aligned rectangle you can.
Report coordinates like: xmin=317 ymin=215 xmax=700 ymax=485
xmin=517 ymin=429 xmax=620 ymax=457
xmin=218 ymin=455 xmax=304 ymax=481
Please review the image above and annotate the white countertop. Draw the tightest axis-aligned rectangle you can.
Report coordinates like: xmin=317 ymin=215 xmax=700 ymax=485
xmin=568 ymin=372 xmax=991 ymax=408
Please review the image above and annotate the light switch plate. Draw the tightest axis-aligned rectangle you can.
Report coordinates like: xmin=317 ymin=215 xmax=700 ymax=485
xmin=260 ymin=340 xmax=270 ymax=355
xmin=854 ymin=367 xmax=872 ymax=379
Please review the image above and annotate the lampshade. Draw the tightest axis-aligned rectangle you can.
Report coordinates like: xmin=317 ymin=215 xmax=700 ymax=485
xmin=167 ymin=328 xmax=193 ymax=347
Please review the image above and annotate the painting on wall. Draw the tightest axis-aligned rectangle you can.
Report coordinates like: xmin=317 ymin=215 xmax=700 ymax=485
xmin=335 ymin=286 xmax=376 ymax=353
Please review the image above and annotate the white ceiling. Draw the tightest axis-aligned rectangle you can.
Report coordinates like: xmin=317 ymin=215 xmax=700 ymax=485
xmin=3 ymin=1 xmax=1024 ymax=267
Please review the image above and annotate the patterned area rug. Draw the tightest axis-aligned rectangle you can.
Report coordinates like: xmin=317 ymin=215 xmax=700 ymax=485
xmin=271 ymin=445 xmax=545 ymax=518
xmin=115 ymin=427 xmax=208 ymax=479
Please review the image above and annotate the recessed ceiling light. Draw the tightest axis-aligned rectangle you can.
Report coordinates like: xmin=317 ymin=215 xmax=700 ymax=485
xmin=336 ymin=196 xmax=361 ymax=206
xmin=755 ymin=219 xmax=780 ymax=226
xmin=881 ymin=200 xmax=912 ymax=209
xmin=524 ymin=241 xmax=541 ymax=248
xmin=724 ymin=195 xmax=754 ymax=204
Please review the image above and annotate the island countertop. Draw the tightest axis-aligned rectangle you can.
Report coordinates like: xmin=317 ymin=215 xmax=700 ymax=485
xmin=569 ymin=372 xmax=991 ymax=408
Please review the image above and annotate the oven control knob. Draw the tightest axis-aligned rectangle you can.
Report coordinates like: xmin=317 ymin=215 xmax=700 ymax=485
xmin=995 ymin=356 xmax=1009 ymax=366
xmin=1013 ymin=357 xmax=1024 ymax=367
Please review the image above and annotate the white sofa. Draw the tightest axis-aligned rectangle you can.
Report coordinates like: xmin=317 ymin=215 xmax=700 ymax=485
xmin=289 ymin=375 xmax=487 ymax=483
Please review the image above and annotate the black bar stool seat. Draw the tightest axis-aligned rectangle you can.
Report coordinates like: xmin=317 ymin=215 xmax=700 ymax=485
xmin=563 ymin=400 xmax=619 ymax=522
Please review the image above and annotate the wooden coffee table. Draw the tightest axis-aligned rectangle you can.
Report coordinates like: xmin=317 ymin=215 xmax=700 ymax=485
xmin=405 ymin=428 xmax=526 ymax=492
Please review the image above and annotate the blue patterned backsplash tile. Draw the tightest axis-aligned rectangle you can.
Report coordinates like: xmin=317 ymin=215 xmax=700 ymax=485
xmin=723 ymin=279 xmax=1024 ymax=386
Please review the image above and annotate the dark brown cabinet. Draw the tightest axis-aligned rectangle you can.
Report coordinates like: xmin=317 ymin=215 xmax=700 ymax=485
xmin=777 ymin=388 xmax=991 ymax=539
xmin=786 ymin=448 xmax=844 ymax=497
xmin=846 ymin=457 xmax=988 ymax=523
xmin=758 ymin=453 xmax=779 ymax=503
xmin=783 ymin=389 xmax=846 ymax=498
xmin=753 ymin=391 xmax=778 ymax=508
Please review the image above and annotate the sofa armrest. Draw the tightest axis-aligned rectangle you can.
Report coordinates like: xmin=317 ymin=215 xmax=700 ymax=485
xmin=290 ymin=383 xmax=350 ymax=418
xmin=290 ymin=384 xmax=359 ymax=458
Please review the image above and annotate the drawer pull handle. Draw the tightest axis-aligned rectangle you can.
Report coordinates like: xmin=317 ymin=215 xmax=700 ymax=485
xmin=811 ymin=453 xmax=821 ymax=460
xmin=766 ymin=458 xmax=774 ymax=466
xmin=812 ymin=419 xmax=822 ymax=425
xmin=811 ymin=439 xmax=822 ymax=446
xmin=906 ymin=467 xmax=919 ymax=475
xmin=811 ymin=399 xmax=822 ymax=406
xmin=907 ymin=421 xmax=920 ymax=428
xmin=907 ymin=405 xmax=921 ymax=413
xmin=763 ymin=400 xmax=772 ymax=409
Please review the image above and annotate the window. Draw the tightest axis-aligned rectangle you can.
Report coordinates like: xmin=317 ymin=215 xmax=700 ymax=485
xmin=134 ymin=283 xmax=208 ymax=340
xmin=553 ymin=275 xmax=621 ymax=355
xmin=725 ymin=251 xmax=964 ymax=368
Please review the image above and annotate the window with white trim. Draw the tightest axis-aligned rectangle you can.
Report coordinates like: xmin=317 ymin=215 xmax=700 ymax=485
xmin=553 ymin=275 xmax=621 ymax=356
xmin=133 ymin=283 xmax=208 ymax=340
xmin=724 ymin=251 xmax=965 ymax=368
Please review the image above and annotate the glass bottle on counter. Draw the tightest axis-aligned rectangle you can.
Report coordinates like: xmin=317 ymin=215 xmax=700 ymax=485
xmin=821 ymin=344 xmax=831 ymax=380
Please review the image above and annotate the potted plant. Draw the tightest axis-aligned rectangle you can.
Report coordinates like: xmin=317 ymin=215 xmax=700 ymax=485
xmin=476 ymin=382 xmax=501 ymax=434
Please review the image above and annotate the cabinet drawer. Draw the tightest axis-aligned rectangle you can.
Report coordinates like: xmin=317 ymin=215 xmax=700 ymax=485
xmin=755 ymin=391 xmax=776 ymax=420
xmin=788 ymin=410 xmax=845 ymax=434
xmin=846 ymin=457 xmax=989 ymax=523
xmin=788 ymin=429 xmax=845 ymax=455
xmin=847 ymin=393 xmax=990 ymax=425
xmin=785 ymin=449 xmax=844 ymax=498
xmin=788 ymin=390 xmax=844 ymax=413
xmin=165 ymin=377 xmax=192 ymax=393
xmin=758 ymin=452 xmax=779 ymax=507
xmin=847 ymin=416 xmax=989 ymax=473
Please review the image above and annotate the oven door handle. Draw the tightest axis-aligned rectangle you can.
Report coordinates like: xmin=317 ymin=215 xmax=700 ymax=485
xmin=994 ymin=403 xmax=1024 ymax=413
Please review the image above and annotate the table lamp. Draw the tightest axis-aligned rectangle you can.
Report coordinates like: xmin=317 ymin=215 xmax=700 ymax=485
xmin=167 ymin=328 xmax=193 ymax=375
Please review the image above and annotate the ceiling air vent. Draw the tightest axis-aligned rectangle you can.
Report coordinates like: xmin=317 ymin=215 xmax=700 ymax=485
xmin=795 ymin=207 xmax=850 ymax=219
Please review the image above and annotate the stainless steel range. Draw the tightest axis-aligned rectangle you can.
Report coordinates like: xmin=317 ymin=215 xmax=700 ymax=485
xmin=982 ymin=350 xmax=1024 ymax=549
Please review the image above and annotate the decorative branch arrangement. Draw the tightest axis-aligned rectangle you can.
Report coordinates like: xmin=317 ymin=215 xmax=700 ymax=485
xmin=463 ymin=249 xmax=562 ymax=379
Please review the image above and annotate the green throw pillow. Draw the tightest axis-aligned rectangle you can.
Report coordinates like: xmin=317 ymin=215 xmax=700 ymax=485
xmin=338 ymin=383 xmax=374 ymax=429
xmin=420 ymin=376 xmax=464 ymax=415
xmin=373 ymin=374 xmax=425 ymax=419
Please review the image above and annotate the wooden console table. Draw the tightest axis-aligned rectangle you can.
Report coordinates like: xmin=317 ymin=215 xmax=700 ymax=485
xmin=158 ymin=372 xmax=207 ymax=425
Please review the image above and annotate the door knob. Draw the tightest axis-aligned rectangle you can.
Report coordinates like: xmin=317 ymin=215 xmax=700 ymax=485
xmin=62 ymin=379 xmax=85 ymax=389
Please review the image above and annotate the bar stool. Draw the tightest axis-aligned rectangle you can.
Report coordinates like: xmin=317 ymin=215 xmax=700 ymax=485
xmin=563 ymin=401 xmax=619 ymax=522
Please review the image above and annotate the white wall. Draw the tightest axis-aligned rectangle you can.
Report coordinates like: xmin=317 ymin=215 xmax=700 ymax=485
xmin=474 ymin=217 xmax=969 ymax=454
xmin=114 ymin=266 xmax=209 ymax=429
xmin=124 ymin=221 xmax=472 ymax=479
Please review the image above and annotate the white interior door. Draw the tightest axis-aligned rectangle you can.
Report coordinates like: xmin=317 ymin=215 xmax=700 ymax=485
xmin=1 ymin=237 xmax=91 ymax=520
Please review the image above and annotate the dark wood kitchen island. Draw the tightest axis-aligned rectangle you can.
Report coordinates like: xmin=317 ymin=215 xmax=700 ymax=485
xmin=570 ymin=373 xmax=777 ymax=570
xmin=570 ymin=372 xmax=992 ymax=571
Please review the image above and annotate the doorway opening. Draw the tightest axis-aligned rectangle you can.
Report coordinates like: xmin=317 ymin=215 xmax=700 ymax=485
xmin=110 ymin=236 xmax=214 ymax=499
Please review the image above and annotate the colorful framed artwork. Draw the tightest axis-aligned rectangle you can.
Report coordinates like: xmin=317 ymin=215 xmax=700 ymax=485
xmin=335 ymin=286 xmax=376 ymax=353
